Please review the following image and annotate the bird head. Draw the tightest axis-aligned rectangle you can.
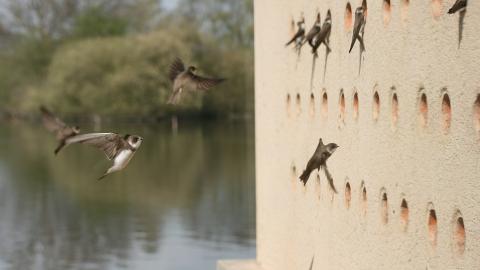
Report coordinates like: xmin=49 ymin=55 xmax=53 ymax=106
xmin=326 ymin=143 xmax=339 ymax=154
xmin=188 ymin=66 xmax=197 ymax=73
xmin=126 ymin=134 xmax=143 ymax=149
xmin=73 ymin=126 xmax=80 ymax=134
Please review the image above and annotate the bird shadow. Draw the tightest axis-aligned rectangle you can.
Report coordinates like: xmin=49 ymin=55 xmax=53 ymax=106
xmin=295 ymin=47 xmax=303 ymax=69
xmin=322 ymin=47 xmax=330 ymax=83
xmin=458 ymin=10 xmax=466 ymax=48
xmin=310 ymin=54 xmax=317 ymax=90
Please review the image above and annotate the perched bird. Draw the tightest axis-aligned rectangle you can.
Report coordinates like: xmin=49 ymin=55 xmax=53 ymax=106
xmin=448 ymin=0 xmax=467 ymax=14
xmin=61 ymin=133 xmax=143 ymax=180
xmin=167 ymin=57 xmax=225 ymax=105
xmin=40 ymin=106 xmax=80 ymax=155
xmin=312 ymin=11 xmax=332 ymax=55
xmin=299 ymin=138 xmax=339 ymax=192
xmin=285 ymin=17 xmax=306 ymax=48
xmin=349 ymin=6 xmax=366 ymax=53
xmin=304 ymin=13 xmax=322 ymax=48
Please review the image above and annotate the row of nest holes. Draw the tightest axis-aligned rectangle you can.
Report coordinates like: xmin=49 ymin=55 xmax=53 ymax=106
xmin=286 ymin=92 xmax=480 ymax=133
xmin=290 ymin=165 xmax=465 ymax=255
xmin=344 ymin=0 xmax=450 ymax=31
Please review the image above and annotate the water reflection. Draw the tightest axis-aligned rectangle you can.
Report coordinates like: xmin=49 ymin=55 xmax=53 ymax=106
xmin=0 ymin=120 xmax=255 ymax=270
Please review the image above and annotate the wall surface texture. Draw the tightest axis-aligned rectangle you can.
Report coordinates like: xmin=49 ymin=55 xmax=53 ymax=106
xmin=248 ymin=0 xmax=480 ymax=269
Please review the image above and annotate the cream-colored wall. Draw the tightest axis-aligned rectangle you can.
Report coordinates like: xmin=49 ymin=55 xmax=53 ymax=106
xmin=254 ymin=0 xmax=480 ymax=269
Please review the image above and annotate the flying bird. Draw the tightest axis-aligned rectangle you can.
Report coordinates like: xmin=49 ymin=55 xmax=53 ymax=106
xmin=61 ymin=133 xmax=143 ymax=180
xmin=304 ymin=13 xmax=322 ymax=48
xmin=312 ymin=11 xmax=332 ymax=55
xmin=285 ymin=17 xmax=306 ymax=48
xmin=349 ymin=6 xmax=366 ymax=53
xmin=40 ymin=106 xmax=80 ymax=155
xmin=448 ymin=0 xmax=467 ymax=14
xmin=167 ymin=57 xmax=225 ymax=105
xmin=299 ymin=138 xmax=339 ymax=193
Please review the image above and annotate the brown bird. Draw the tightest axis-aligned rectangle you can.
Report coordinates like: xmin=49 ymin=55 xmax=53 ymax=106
xmin=312 ymin=11 xmax=332 ymax=55
xmin=285 ymin=17 xmax=306 ymax=48
xmin=448 ymin=0 xmax=467 ymax=14
xmin=304 ymin=13 xmax=322 ymax=48
xmin=40 ymin=106 xmax=80 ymax=155
xmin=299 ymin=138 xmax=339 ymax=192
xmin=62 ymin=133 xmax=143 ymax=180
xmin=349 ymin=6 xmax=366 ymax=53
xmin=167 ymin=57 xmax=225 ymax=105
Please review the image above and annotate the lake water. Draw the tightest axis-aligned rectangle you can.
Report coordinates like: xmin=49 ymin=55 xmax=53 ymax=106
xmin=0 ymin=120 xmax=255 ymax=270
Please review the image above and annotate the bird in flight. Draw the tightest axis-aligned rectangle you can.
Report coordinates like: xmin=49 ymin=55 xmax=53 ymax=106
xmin=40 ymin=106 xmax=80 ymax=155
xmin=60 ymin=133 xmax=143 ymax=180
xmin=167 ymin=57 xmax=225 ymax=105
xmin=448 ymin=0 xmax=467 ymax=14
xmin=349 ymin=6 xmax=366 ymax=53
xmin=299 ymin=138 xmax=339 ymax=193
xmin=304 ymin=13 xmax=322 ymax=48
xmin=285 ymin=17 xmax=306 ymax=49
xmin=312 ymin=11 xmax=332 ymax=55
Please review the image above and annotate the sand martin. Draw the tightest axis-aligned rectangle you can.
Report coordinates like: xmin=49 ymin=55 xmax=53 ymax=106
xmin=349 ymin=6 xmax=366 ymax=53
xmin=312 ymin=11 xmax=332 ymax=55
xmin=61 ymin=133 xmax=143 ymax=180
xmin=40 ymin=106 xmax=80 ymax=155
xmin=167 ymin=57 xmax=225 ymax=105
xmin=299 ymin=138 xmax=339 ymax=192
xmin=448 ymin=0 xmax=467 ymax=14
xmin=304 ymin=13 xmax=321 ymax=48
xmin=285 ymin=17 xmax=306 ymax=48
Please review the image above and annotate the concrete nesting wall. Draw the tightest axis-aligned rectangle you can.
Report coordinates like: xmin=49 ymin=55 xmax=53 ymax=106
xmin=253 ymin=0 xmax=480 ymax=269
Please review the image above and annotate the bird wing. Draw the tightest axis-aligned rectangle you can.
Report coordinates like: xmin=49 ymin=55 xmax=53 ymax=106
xmin=40 ymin=106 xmax=67 ymax=133
xmin=286 ymin=28 xmax=305 ymax=46
xmin=448 ymin=0 xmax=466 ymax=13
xmin=315 ymin=23 xmax=331 ymax=45
xmin=65 ymin=133 xmax=126 ymax=160
xmin=353 ymin=8 xmax=365 ymax=39
xmin=169 ymin=57 xmax=186 ymax=81
xmin=188 ymin=73 xmax=225 ymax=91
xmin=305 ymin=25 xmax=320 ymax=42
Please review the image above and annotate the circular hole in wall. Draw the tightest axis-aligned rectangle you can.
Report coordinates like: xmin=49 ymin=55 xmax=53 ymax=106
xmin=361 ymin=185 xmax=367 ymax=215
xmin=345 ymin=182 xmax=352 ymax=209
xmin=454 ymin=214 xmax=466 ymax=255
xmin=383 ymin=0 xmax=391 ymax=25
xmin=392 ymin=93 xmax=399 ymax=127
xmin=474 ymin=94 xmax=480 ymax=133
xmin=345 ymin=3 xmax=353 ymax=31
xmin=419 ymin=93 xmax=428 ymax=128
xmin=428 ymin=209 xmax=438 ymax=247
xmin=401 ymin=0 xmax=409 ymax=22
xmin=400 ymin=199 xmax=409 ymax=231
xmin=381 ymin=191 xmax=388 ymax=224
xmin=442 ymin=94 xmax=452 ymax=132
xmin=296 ymin=93 xmax=301 ymax=115
xmin=322 ymin=92 xmax=329 ymax=118
xmin=373 ymin=91 xmax=380 ymax=121
xmin=432 ymin=0 xmax=442 ymax=19
xmin=310 ymin=93 xmax=316 ymax=117
xmin=339 ymin=91 xmax=346 ymax=122
xmin=353 ymin=92 xmax=359 ymax=120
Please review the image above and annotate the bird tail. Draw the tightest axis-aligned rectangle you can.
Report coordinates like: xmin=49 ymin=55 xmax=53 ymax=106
xmin=54 ymin=141 xmax=66 ymax=155
xmin=299 ymin=170 xmax=311 ymax=185
xmin=348 ymin=38 xmax=356 ymax=53
xmin=167 ymin=89 xmax=181 ymax=105
xmin=98 ymin=172 xmax=109 ymax=181
xmin=285 ymin=38 xmax=295 ymax=47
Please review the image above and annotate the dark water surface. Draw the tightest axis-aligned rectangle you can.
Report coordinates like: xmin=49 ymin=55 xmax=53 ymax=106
xmin=0 ymin=120 xmax=255 ymax=270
